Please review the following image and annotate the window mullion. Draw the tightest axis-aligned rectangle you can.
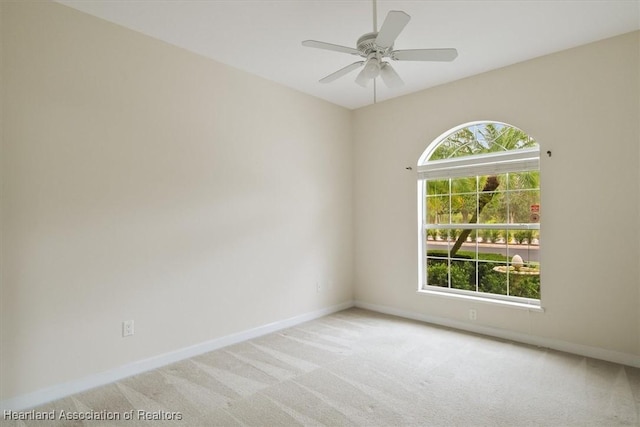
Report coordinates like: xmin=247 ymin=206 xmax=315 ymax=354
xmin=425 ymin=223 xmax=539 ymax=230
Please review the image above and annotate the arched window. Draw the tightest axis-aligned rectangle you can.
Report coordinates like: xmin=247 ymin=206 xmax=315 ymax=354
xmin=417 ymin=121 xmax=541 ymax=306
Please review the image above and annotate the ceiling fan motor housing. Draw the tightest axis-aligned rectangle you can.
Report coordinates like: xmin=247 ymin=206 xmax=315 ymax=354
xmin=357 ymin=32 xmax=391 ymax=56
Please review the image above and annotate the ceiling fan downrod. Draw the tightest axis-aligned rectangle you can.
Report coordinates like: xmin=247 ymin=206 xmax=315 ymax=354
xmin=372 ymin=0 xmax=377 ymax=33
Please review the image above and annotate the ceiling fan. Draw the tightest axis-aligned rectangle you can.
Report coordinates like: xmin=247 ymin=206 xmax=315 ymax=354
xmin=302 ymin=0 xmax=458 ymax=90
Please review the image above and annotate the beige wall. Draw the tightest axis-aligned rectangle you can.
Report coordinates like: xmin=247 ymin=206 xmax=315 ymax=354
xmin=353 ymin=31 xmax=640 ymax=357
xmin=2 ymin=0 xmax=639 ymax=406
xmin=0 ymin=1 xmax=353 ymax=400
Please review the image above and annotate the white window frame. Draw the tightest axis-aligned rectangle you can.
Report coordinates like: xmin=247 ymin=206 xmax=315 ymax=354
xmin=417 ymin=123 xmax=541 ymax=308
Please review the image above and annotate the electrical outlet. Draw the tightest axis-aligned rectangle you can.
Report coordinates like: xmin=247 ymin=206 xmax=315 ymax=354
xmin=316 ymin=281 xmax=321 ymax=293
xmin=123 ymin=320 xmax=134 ymax=337
xmin=469 ymin=309 xmax=477 ymax=321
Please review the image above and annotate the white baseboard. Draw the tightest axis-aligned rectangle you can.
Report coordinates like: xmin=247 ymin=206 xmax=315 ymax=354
xmin=354 ymin=300 xmax=640 ymax=369
xmin=1 ymin=300 xmax=355 ymax=411
xmin=6 ymin=298 xmax=636 ymax=411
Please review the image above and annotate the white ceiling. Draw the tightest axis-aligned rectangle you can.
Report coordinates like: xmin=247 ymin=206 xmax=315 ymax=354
xmin=56 ymin=0 xmax=640 ymax=110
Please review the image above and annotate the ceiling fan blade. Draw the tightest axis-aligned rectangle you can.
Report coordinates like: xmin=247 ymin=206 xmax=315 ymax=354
xmin=380 ymin=63 xmax=404 ymax=88
xmin=302 ymin=40 xmax=360 ymax=56
xmin=319 ymin=61 xmax=365 ymax=83
xmin=355 ymin=67 xmax=369 ymax=88
xmin=392 ymin=48 xmax=458 ymax=62
xmin=375 ymin=11 xmax=410 ymax=49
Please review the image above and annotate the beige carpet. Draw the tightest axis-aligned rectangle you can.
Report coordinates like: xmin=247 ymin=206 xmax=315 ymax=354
xmin=4 ymin=308 xmax=639 ymax=426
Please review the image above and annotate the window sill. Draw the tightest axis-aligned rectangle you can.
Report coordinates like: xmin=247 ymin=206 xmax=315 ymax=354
xmin=416 ymin=289 xmax=545 ymax=312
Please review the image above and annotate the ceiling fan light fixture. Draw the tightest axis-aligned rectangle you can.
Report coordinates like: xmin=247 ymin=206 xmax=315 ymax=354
xmin=363 ymin=57 xmax=381 ymax=79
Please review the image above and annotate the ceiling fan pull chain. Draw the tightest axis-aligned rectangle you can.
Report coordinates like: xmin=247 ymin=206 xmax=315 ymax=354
xmin=374 ymin=78 xmax=377 ymax=104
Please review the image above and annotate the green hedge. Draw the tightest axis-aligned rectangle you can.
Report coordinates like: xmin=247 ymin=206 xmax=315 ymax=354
xmin=426 ymin=250 xmax=539 ymax=299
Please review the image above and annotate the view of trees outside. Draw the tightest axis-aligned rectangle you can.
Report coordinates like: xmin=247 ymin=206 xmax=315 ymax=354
xmin=423 ymin=123 xmax=540 ymax=300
